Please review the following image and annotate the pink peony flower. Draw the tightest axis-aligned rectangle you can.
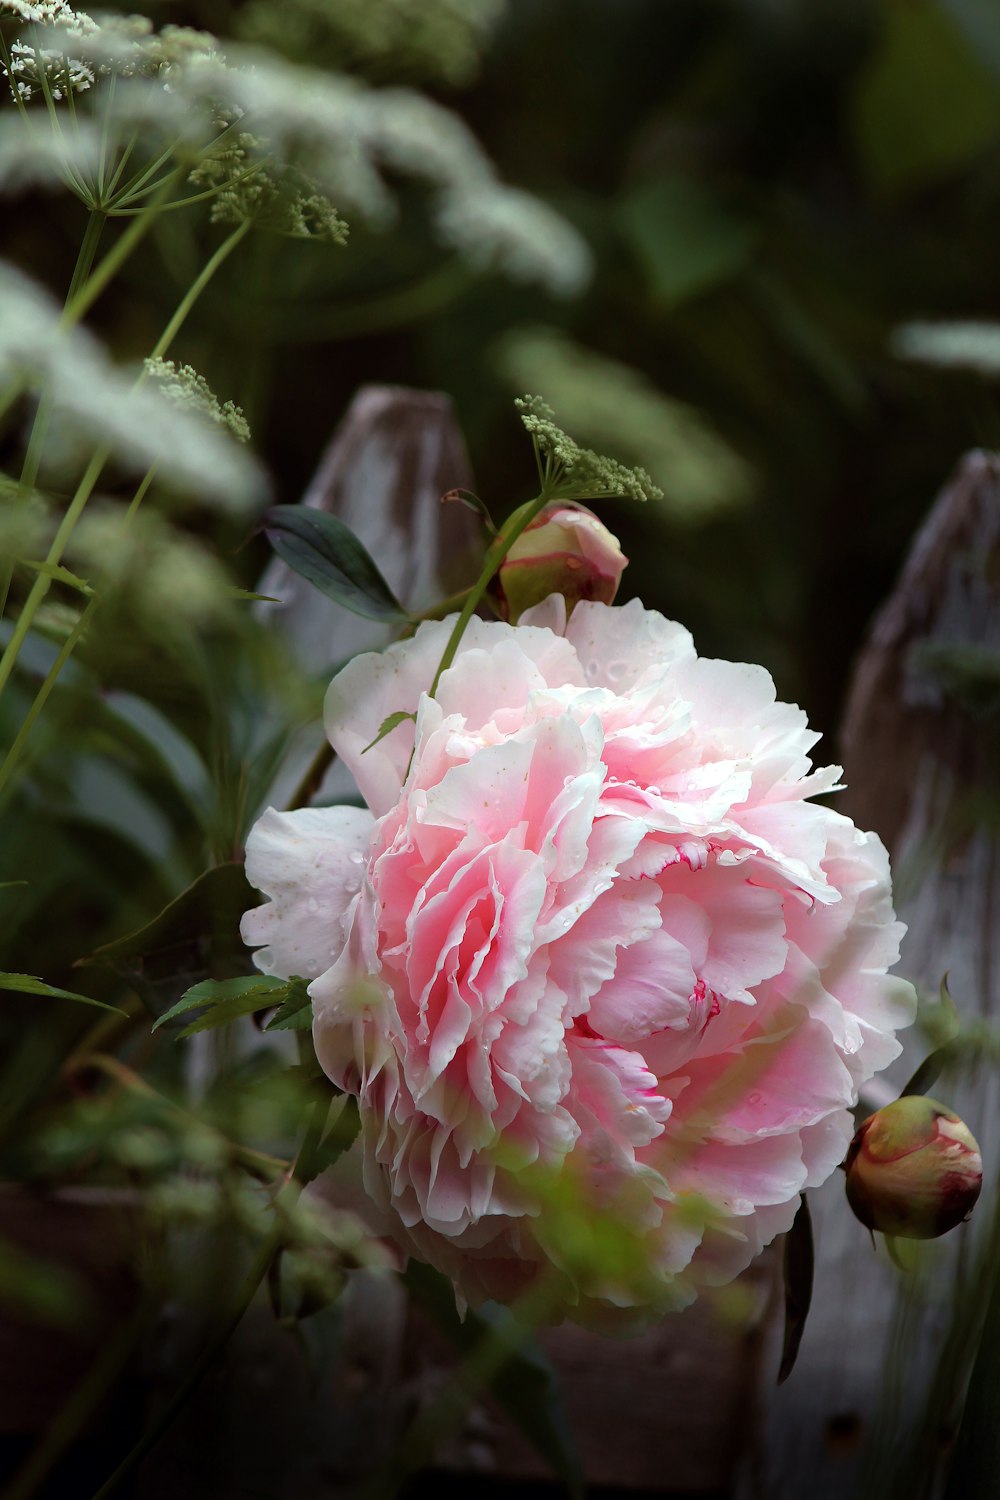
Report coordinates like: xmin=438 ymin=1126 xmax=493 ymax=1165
xmin=242 ymin=597 xmax=916 ymax=1324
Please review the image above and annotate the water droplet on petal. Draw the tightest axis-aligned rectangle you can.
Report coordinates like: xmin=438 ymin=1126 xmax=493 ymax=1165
xmin=606 ymin=660 xmax=627 ymax=683
xmin=307 ymin=897 xmax=319 ymax=914
xmin=349 ymin=850 xmax=365 ymax=865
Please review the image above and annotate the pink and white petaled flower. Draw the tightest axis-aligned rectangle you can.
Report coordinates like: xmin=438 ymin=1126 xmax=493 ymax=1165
xmin=242 ymin=597 xmax=916 ymax=1325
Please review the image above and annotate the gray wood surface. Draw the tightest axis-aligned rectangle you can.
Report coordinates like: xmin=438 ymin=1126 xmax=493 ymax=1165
xmin=741 ymin=450 xmax=1000 ymax=1500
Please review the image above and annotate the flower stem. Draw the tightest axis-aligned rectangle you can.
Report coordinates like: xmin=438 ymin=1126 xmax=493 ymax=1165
xmin=427 ymin=492 xmax=551 ymax=698
xmin=0 ymin=220 xmax=249 ymax=708
xmin=0 ymin=209 xmax=107 ymax=618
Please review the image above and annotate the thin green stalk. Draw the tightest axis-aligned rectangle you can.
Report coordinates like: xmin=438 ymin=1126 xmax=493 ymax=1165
xmin=0 ymin=210 xmax=107 ymax=618
xmin=0 ymin=599 xmax=93 ymax=803
xmin=147 ymin=219 xmax=250 ymax=362
xmin=0 ymin=446 xmax=107 ymax=700
xmin=61 ymin=165 xmax=187 ymax=328
xmin=0 ymin=456 xmax=155 ymax=796
xmin=0 ymin=219 xmax=249 ymax=704
xmin=427 ymin=492 xmax=551 ymax=698
xmin=88 ymin=1098 xmax=328 ymax=1500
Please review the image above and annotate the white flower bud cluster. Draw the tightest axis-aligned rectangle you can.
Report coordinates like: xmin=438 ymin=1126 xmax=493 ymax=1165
xmin=144 ymin=358 xmax=251 ymax=445
xmin=1 ymin=0 xmax=97 ymax=102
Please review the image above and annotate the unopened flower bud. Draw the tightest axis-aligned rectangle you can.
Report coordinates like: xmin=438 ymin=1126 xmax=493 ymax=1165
xmin=845 ymin=1095 xmax=982 ymax=1239
xmin=499 ymin=502 xmax=627 ymax=622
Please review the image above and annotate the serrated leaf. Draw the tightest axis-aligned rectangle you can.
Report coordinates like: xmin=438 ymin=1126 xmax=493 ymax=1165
xmin=263 ymin=505 xmax=409 ymax=623
xmin=441 ymin=487 xmax=497 ymax=535
xmin=362 ymin=710 xmax=416 ymax=754
xmin=175 ymin=991 xmax=286 ymax=1038
xmin=264 ymin=979 xmax=313 ymax=1031
xmin=152 ymin=974 xmax=287 ymax=1032
xmin=778 ymin=1193 xmax=813 ymax=1385
xmin=405 ymin=1261 xmax=583 ymax=1497
xmin=311 ymin=1095 xmax=361 ymax=1175
xmin=0 ymin=971 xmax=127 ymax=1014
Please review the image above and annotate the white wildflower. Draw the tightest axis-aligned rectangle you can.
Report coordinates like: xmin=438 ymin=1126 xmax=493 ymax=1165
xmin=891 ymin=320 xmax=1000 ymax=378
xmin=436 ymin=185 xmax=593 ymax=299
xmin=144 ymin=359 xmax=251 ymax=443
xmin=0 ymin=260 xmax=266 ymax=510
xmin=500 ymin=329 xmax=752 ymax=520
xmin=235 ymin=0 xmax=505 ymax=88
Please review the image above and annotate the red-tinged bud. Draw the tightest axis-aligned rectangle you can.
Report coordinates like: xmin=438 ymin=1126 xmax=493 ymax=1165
xmin=845 ymin=1095 xmax=982 ymax=1240
xmin=499 ymin=502 xmax=627 ymax=622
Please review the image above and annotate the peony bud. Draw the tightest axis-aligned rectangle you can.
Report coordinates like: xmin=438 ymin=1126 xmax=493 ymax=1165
xmin=845 ymin=1095 xmax=983 ymax=1240
xmin=498 ymin=502 xmax=627 ymax=621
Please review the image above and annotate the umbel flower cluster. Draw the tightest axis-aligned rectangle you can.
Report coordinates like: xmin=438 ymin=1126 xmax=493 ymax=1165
xmin=243 ymin=573 xmax=918 ymax=1324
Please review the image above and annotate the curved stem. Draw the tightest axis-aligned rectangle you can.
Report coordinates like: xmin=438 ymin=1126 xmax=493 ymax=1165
xmin=427 ymin=493 xmax=550 ymax=699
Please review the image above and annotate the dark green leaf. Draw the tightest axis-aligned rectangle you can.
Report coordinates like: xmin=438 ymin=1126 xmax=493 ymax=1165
xmin=263 ymin=505 xmax=409 ymax=623
xmin=362 ymin=710 xmax=416 ymax=754
xmin=264 ymin=979 xmax=313 ymax=1031
xmin=0 ymin=971 xmax=128 ymax=1015
xmin=778 ymin=1193 xmax=813 ymax=1385
xmin=405 ymin=1261 xmax=583 ymax=1497
xmin=152 ymin=974 xmax=287 ymax=1032
xmin=175 ymin=991 xmax=283 ymax=1038
xmin=851 ymin=0 xmax=1000 ymax=195
xmin=311 ymin=1095 xmax=361 ymax=1175
xmin=617 ymin=174 xmax=757 ymax=308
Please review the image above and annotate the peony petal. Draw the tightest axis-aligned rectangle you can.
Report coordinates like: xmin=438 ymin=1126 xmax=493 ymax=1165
xmin=241 ymin=804 xmax=374 ymax=980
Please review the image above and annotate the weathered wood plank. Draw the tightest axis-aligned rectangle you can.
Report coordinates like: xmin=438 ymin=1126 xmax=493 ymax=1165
xmin=741 ymin=451 xmax=1000 ymax=1499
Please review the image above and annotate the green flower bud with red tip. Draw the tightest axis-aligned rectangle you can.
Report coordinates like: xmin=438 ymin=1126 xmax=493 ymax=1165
xmin=498 ymin=502 xmax=627 ymax=622
xmin=845 ymin=1095 xmax=982 ymax=1240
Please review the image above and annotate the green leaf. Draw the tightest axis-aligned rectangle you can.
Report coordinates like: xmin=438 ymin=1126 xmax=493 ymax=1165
xmin=0 ymin=971 xmax=128 ymax=1014
xmin=362 ymin=710 xmax=416 ymax=754
xmin=311 ymin=1094 xmax=361 ymax=1174
xmin=264 ymin=979 xmax=313 ymax=1031
xmin=617 ymin=174 xmax=757 ymax=309
xmin=851 ymin=0 xmax=1000 ymax=195
xmin=405 ymin=1261 xmax=583 ymax=1497
xmin=442 ymin=487 xmax=497 ymax=535
xmin=152 ymin=973 xmax=287 ymax=1032
xmin=175 ymin=991 xmax=283 ymax=1038
xmin=263 ymin=505 xmax=409 ymax=623
xmin=777 ymin=1193 xmax=813 ymax=1386
xmin=225 ymin=587 xmax=282 ymax=603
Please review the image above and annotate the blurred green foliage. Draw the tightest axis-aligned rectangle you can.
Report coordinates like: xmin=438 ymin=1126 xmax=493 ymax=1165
xmin=3 ymin=0 xmax=1000 ymax=1492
